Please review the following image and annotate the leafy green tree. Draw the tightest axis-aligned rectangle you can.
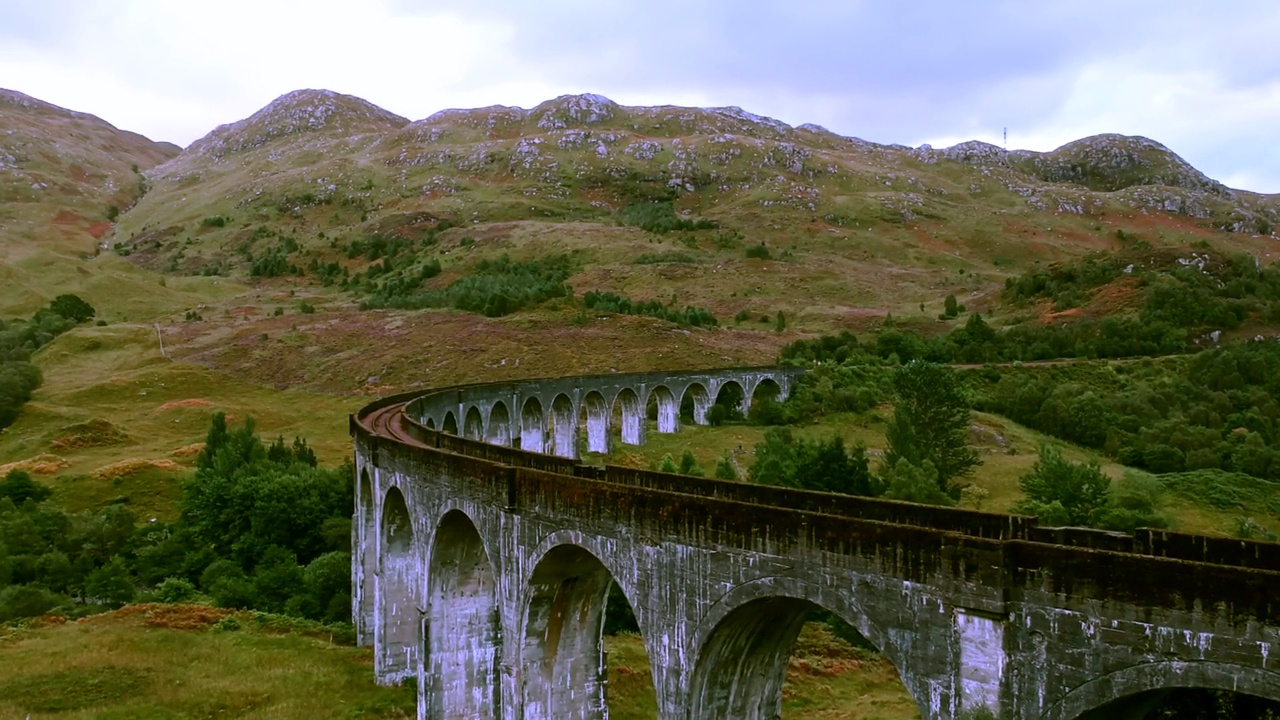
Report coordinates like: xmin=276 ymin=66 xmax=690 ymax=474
xmin=0 ymin=470 xmax=52 ymax=504
xmin=881 ymin=459 xmax=954 ymax=506
xmin=0 ymin=584 xmax=62 ymax=621
xmin=678 ymin=450 xmax=704 ymax=477
xmin=86 ymin=556 xmax=135 ymax=607
xmin=49 ymin=294 xmax=95 ymax=323
xmin=657 ymin=454 xmax=679 ymax=473
xmin=749 ymin=428 xmax=873 ymax=496
xmin=1015 ymin=446 xmax=1112 ymax=527
xmin=714 ymin=455 xmax=738 ymax=480
xmin=883 ymin=361 xmax=980 ymax=497
xmin=943 ymin=294 xmax=959 ymax=318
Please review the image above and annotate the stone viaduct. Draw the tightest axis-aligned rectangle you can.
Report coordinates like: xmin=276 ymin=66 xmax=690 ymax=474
xmin=351 ymin=366 xmax=1280 ymax=720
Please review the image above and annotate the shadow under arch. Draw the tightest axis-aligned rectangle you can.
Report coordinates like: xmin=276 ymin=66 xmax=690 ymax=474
xmin=648 ymin=385 xmax=679 ymax=433
xmin=614 ymin=387 xmax=643 ymax=446
xmin=548 ymin=393 xmax=576 ymax=459
xmin=379 ymin=485 xmax=418 ymax=682
xmin=580 ymin=390 xmax=609 ymax=454
xmin=520 ymin=541 xmax=652 ymax=720
xmin=1042 ymin=661 xmax=1280 ymax=720
xmin=425 ymin=509 xmax=501 ymax=719
xmin=487 ymin=400 xmax=512 ymax=446
xmin=749 ymin=377 xmax=783 ymax=412
xmin=712 ymin=379 xmax=746 ymax=420
xmin=686 ymin=576 xmax=920 ymax=720
xmin=442 ymin=410 xmax=458 ymax=435
xmin=355 ymin=467 xmax=376 ymax=645
xmin=463 ymin=406 xmax=484 ymax=440
xmin=680 ymin=382 xmax=711 ymax=424
xmin=521 ymin=396 xmax=545 ymax=453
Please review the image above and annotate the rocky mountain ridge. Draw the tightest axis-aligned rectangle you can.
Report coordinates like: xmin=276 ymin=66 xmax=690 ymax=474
xmin=130 ymin=90 xmax=1275 ymax=243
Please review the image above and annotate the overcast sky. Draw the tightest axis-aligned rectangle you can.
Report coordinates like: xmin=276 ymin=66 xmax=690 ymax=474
xmin=2 ymin=0 xmax=1277 ymax=192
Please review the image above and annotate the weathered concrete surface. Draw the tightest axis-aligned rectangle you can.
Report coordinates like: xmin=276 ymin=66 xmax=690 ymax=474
xmin=353 ymin=368 xmax=1280 ymax=720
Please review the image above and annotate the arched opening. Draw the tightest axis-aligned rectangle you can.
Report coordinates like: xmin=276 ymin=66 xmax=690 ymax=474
xmin=580 ymin=391 xmax=609 ymax=455
xmin=463 ymin=406 xmax=484 ymax=440
xmin=521 ymin=397 xmax=545 ymax=454
xmin=710 ymin=381 xmax=746 ymax=425
xmin=379 ymin=486 xmax=418 ymax=683
xmin=749 ymin=378 xmax=783 ymax=419
xmin=688 ymin=597 xmax=917 ymax=720
xmin=647 ymin=385 xmax=679 ymax=434
xmin=1050 ymin=663 xmax=1280 ymax=720
xmin=681 ymin=383 xmax=712 ymax=425
xmin=614 ymin=388 xmax=644 ymax=446
xmin=548 ymin=393 xmax=577 ymax=459
xmin=487 ymin=401 xmax=512 ymax=447
xmin=442 ymin=411 xmax=459 ymax=435
xmin=355 ymin=469 xmax=376 ymax=646
xmin=426 ymin=510 xmax=500 ymax=719
xmin=521 ymin=544 xmax=654 ymax=720
xmin=425 ymin=417 xmax=436 ymax=430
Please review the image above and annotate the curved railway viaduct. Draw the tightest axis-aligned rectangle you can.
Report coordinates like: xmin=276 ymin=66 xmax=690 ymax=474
xmin=351 ymin=367 xmax=1280 ymax=720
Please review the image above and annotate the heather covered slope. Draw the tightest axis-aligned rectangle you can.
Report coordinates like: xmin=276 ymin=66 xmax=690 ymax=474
xmin=0 ymin=88 xmax=237 ymax=319
xmin=112 ymin=91 xmax=1280 ymax=324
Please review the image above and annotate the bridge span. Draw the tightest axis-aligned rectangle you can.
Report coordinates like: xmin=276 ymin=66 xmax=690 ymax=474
xmin=351 ymin=366 xmax=1280 ymax=720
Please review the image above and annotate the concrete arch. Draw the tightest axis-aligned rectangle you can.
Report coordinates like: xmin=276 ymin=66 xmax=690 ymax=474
xmin=520 ymin=540 xmax=647 ymax=720
xmin=615 ymin=387 xmax=644 ymax=445
xmin=379 ymin=486 xmax=418 ymax=683
xmin=648 ymin=385 xmax=680 ymax=434
xmin=354 ymin=467 xmax=376 ymax=646
xmin=685 ymin=576 xmax=919 ymax=720
xmin=521 ymin=396 xmax=545 ymax=454
xmin=681 ymin=382 xmax=712 ymax=425
xmin=442 ymin=410 xmax=459 ymax=435
xmin=749 ymin=377 xmax=783 ymax=411
xmin=463 ymin=406 xmax=484 ymax=440
xmin=1042 ymin=661 xmax=1280 ymax=720
xmin=426 ymin=509 xmax=501 ymax=719
xmin=548 ymin=393 xmax=577 ymax=459
xmin=712 ymin=379 xmax=747 ymax=419
xmin=580 ymin=391 xmax=609 ymax=454
xmin=486 ymin=401 xmax=512 ymax=447
xmin=425 ymin=417 xmax=436 ymax=430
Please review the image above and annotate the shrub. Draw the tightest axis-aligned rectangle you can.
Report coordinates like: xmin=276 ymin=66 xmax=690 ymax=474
xmin=745 ymin=243 xmax=771 ymax=260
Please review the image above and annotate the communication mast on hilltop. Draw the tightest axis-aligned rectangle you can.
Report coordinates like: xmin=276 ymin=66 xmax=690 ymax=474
xmin=1003 ymin=127 xmax=1007 ymax=150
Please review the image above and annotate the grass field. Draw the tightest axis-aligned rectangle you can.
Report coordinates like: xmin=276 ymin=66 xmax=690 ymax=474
xmin=0 ymin=607 xmax=915 ymax=720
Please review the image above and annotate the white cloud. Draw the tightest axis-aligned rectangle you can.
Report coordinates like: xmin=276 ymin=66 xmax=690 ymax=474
xmin=0 ymin=0 xmax=1277 ymax=192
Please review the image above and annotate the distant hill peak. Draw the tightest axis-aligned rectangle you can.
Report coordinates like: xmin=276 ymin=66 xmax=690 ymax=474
xmin=182 ymin=88 xmax=409 ymax=160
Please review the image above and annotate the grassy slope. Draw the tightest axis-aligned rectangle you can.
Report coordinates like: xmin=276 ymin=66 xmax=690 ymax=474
xmin=0 ymin=607 xmax=415 ymax=719
xmin=0 ymin=609 xmax=913 ymax=720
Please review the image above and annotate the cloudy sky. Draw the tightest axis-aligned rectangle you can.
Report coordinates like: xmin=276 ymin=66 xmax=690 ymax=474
xmin=3 ymin=0 xmax=1278 ymax=192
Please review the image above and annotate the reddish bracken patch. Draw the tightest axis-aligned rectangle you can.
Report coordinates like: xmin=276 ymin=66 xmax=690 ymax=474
xmin=156 ymin=398 xmax=214 ymax=411
xmin=81 ymin=604 xmax=237 ymax=631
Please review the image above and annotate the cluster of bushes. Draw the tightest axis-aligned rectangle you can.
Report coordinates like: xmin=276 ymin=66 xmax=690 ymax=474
xmin=617 ymin=201 xmax=717 ymax=234
xmin=1 ymin=295 xmax=95 ymax=429
xmin=361 ymin=254 xmax=573 ymax=317
xmin=0 ymin=414 xmax=353 ymax=625
xmin=1006 ymin=247 xmax=1280 ymax=331
xmin=977 ymin=342 xmax=1280 ymax=481
xmin=582 ymin=290 xmax=718 ymax=328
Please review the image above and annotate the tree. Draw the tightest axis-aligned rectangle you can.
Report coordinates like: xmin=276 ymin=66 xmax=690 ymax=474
xmin=0 ymin=469 xmax=52 ymax=505
xmin=943 ymin=294 xmax=959 ymax=318
xmin=749 ymin=428 xmax=873 ymax=496
xmin=883 ymin=361 xmax=980 ymax=497
xmin=1014 ymin=445 xmax=1111 ymax=527
xmin=49 ymin=294 xmax=95 ymax=323
xmin=86 ymin=556 xmax=135 ymax=607
xmin=714 ymin=455 xmax=738 ymax=480
xmin=882 ymin=459 xmax=954 ymax=506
